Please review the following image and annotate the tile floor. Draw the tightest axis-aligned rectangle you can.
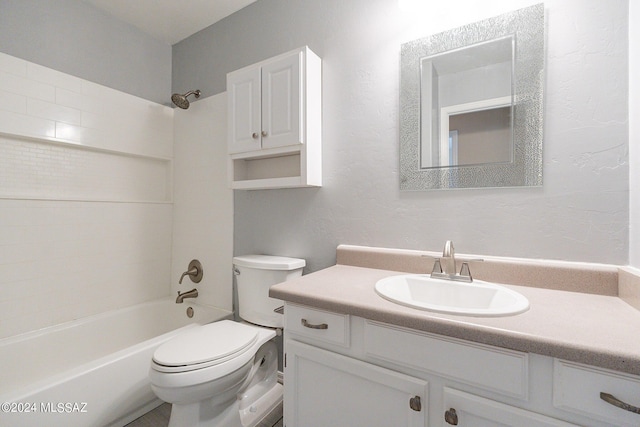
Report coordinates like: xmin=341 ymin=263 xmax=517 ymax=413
xmin=125 ymin=401 xmax=283 ymax=427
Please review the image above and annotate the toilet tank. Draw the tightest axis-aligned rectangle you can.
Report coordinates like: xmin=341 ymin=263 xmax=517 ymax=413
xmin=233 ymin=255 xmax=305 ymax=328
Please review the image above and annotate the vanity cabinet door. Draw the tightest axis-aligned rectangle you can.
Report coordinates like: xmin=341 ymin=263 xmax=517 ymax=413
xmin=442 ymin=388 xmax=578 ymax=427
xmin=284 ymin=340 xmax=428 ymax=427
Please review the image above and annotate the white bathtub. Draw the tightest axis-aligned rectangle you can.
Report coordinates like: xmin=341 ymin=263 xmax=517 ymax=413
xmin=0 ymin=298 xmax=230 ymax=427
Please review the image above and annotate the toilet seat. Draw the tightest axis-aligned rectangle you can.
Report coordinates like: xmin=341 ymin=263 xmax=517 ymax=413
xmin=152 ymin=320 xmax=258 ymax=373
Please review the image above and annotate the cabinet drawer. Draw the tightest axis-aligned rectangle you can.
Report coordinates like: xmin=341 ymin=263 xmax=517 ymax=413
xmin=444 ymin=388 xmax=578 ymax=426
xmin=364 ymin=321 xmax=528 ymax=399
xmin=285 ymin=304 xmax=350 ymax=347
xmin=553 ymin=359 xmax=640 ymax=427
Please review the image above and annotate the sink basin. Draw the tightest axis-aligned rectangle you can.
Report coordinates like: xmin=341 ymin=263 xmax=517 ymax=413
xmin=375 ymin=274 xmax=529 ymax=317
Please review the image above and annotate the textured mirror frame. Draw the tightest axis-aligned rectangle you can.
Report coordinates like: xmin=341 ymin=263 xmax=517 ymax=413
xmin=400 ymin=3 xmax=545 ymax=190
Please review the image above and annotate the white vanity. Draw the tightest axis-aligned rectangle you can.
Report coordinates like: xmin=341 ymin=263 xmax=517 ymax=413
xmin=271 ymin=245 xmax=640 ymax=427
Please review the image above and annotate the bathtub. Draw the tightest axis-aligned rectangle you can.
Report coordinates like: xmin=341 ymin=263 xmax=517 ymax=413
xmin=0 ymin=298 xmax=230 ymax=427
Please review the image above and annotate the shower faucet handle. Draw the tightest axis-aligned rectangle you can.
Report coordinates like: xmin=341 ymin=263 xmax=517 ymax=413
xmin=178 ymin=259 xmax=203 ymax=284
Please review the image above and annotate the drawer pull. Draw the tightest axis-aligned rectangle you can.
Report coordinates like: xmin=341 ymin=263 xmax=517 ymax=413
xmin=600 ymin=392 xmax=640 ymax=415
xmin=301 ymin=318 xmax=328 ymax=329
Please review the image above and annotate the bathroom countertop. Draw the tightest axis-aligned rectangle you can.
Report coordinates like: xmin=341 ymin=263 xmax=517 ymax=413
xmin=270 ymin=264 xmax=640 ymax=376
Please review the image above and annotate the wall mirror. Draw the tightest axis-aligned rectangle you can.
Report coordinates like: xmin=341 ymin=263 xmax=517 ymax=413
xmin=400 ymin=3 xmax=544 ymax=190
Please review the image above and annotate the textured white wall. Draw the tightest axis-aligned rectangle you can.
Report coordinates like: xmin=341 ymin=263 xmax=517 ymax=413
xmin=631 ymin=0 xmax=639 ymax=268
xmin=171 ymin=93 xmax=233 ymax=311
xmin=174 ymin=0 xmax=629 ymax=272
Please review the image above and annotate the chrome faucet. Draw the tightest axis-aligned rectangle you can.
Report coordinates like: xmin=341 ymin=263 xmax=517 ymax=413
xmin=430 ymin=240 xmax=481 ymax=283
xmin=441 ymin=240 xmax=457 ymax=275
xmin=176 ymin=288 xmax=198 ymax=303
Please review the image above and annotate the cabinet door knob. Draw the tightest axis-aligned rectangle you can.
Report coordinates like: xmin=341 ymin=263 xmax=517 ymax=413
xmin=600 ymin=392 xmax=640 ymax=415
xmin=261 ymin=130 xmax=268 ymax=137
xmin=445 ymin=408 xmax=458 ymax=425
xmin=252 ymin=132 xmax=259 ymax=139
xmin=301 ymin=318 xmax=328 ymax=329
xmin=409 ymin=396 xmax=421 ymax=412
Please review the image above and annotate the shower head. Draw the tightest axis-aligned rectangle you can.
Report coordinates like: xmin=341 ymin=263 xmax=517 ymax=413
xmin=171 ymin=89 xmax=201 ymax=109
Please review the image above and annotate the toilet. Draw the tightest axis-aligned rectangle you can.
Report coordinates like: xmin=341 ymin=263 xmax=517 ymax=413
xmin=149 ymin=255 xmax=305 ymax=427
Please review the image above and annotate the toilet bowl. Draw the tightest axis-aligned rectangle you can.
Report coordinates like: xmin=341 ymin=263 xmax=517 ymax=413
xmin=149 ymin=255 xmax=305 ymax=427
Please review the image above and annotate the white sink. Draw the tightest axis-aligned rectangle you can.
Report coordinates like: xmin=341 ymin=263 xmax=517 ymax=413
xmin=375 ymin=274 xmax=529 ymax=317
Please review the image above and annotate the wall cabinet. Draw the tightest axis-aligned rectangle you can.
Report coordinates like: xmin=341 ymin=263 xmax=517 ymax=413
xmin=283 ymin=303 xmax=640 ymax=427
xmin=227 ymin=46 xmax=321 ymax=190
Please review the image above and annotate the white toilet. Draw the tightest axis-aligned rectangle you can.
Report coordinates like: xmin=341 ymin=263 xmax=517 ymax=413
xmin=149 ymin=255 xmax=305 ymax=427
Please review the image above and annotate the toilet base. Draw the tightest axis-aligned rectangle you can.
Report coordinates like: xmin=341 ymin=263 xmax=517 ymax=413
xmin=167 ymin=381 xmax=282 ymax=427
xmin=151 ymin=325 xmax=282 ymax=427
xmin=239 ymin=382 xmax=283 ymax=427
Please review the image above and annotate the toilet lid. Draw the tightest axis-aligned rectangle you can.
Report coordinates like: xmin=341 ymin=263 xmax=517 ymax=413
xmin=152 ymin=320 xmax=258 ymax=369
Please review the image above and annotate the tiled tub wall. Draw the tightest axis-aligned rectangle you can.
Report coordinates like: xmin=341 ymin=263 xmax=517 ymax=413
xmin=0 ymin=52 xmax=174 ymax=338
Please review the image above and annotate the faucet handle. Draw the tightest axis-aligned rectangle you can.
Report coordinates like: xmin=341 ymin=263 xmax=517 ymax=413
xmin=431 ymin=258 xmax=443 ymax=274
xmin=459 ymin=262 xmax=472 ymax=281
xmin=178 ymin=259 xmax=203 ymax=284
xmin=178 ymin=267 xmax=196 ymax=284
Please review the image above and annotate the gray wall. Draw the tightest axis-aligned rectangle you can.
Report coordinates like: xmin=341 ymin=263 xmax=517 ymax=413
xmin=173 ymin=0 xmax=629 ymax=272
xmin=0 ymin=0 xmax=171 ymax=104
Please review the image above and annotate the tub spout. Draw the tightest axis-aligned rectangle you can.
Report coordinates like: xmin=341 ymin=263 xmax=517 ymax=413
xmin=176 ymin=288 xmax=198 ymax=303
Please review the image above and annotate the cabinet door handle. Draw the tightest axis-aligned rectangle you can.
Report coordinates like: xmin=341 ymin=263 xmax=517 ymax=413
xmin=252 ymin=132 xmax=259 ymax=139
xmin=301 ymin=318 xmax=328 ymax=329
xmin=600 ymin=392 xmax=640 ymax=414
xmin=445 ymin=408 xmax=458 ymax=425
xmin=261 ymin=130 xmax=268 ymax=137
xmin=409 ymin=396 xmax=421 ymax=412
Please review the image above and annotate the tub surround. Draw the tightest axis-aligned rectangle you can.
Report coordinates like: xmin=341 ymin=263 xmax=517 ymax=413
xmin=0 ymin=52 xmax=174 ymax=339
xmin=270 ymin=245 xmax=640 ymax=375
xmin=171 ymin=92 xmax=233 ymax=311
